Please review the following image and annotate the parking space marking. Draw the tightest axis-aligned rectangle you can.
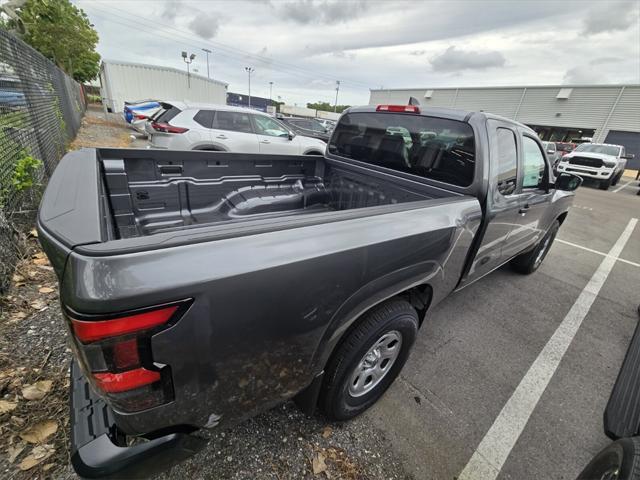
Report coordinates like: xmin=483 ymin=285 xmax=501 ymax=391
xmin=458 ymin=218 xmax=638 ymax=480
xmin=556 ymin=238 xmax=640 ymax=268
xmin=612 ymin=180 xmax=635 ymax=193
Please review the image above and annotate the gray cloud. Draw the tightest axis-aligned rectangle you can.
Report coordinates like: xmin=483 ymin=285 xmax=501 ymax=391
xmin=563 ymin=65 xmax=609 ymax=84
xmin=582 ymin=1 xmax=639 ymax=34
xmin=278 ymin=0 xmax=369 ymax=24
xmin=589 ymin=57 xmax=621 ymax=65
xmin=430 ymin=46 xmax=506 ymax=72
xmin=188 ymin=13 xmax=220 ymax=39
xmin=409 ymin=50 xmax=426 ymax=56
xmin=161 ymin=0 xmax=182 ymax=21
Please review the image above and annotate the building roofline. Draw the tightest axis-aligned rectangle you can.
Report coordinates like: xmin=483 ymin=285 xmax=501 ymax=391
xmin=370 ymin=84 xmax=640 ymax=92
xmin=101 ymin=59 xmax=228 ymax=87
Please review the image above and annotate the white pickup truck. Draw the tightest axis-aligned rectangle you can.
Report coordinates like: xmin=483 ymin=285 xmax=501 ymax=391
xmin=556 ymin=142 xmax=633 ymax=190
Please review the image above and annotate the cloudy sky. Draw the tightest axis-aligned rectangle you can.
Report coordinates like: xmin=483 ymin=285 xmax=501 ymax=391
xmin=74 ymin=0 xmax=640 ymax=106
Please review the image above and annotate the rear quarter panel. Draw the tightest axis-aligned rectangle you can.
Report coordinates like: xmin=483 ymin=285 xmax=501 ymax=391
xmin=61 ymin=197 xmax=481 ymax=434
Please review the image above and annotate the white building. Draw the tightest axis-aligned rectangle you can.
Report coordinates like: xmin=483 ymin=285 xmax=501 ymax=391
xmin=99 ymin=60 xmax=228 ymax=113
xmin=370 ymin=84 xmax=640 ymax=168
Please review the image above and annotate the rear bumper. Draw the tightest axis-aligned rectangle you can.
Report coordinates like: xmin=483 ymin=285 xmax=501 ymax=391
xmin=70 ymin=361 xmax=206 ymax=479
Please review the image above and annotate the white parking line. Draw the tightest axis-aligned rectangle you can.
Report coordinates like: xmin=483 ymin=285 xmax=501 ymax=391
xmin=612 ymin=180 xmax=634 ymax=193
xmin=458 ymin=218 xmax=638 ymax=480
xmin=556 ymin=238 xmax=640 ymax=268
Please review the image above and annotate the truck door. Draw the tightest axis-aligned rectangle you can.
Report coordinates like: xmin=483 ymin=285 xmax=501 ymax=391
xmin=501 ymin=133 xmax=553 ymax=259
xmin=459 ymin=122 xmax=523 ymax=287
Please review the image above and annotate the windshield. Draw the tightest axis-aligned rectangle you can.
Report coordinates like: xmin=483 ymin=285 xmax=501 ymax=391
xmin=328 ymin=112 xmax=475 ymax=187
xmin=574 ymin=144 xmax=620 ymax=156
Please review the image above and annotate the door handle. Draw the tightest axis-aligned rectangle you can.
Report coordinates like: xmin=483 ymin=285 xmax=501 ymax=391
xmin=260 ymin=140 xmax=270 ymax=144
xmin=518 ymin=204 xmax=530 ymax=215
xmin=216 ymin=135 xmax=228 ymax=139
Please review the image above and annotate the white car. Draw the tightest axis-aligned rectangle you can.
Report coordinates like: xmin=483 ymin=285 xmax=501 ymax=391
xmin=147 ymin=102 xmax=326 ymax=155
xmin=556 ymin=142 xmax=632 ymax=190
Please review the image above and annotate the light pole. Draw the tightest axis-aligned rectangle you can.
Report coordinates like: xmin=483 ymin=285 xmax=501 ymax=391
xmin=182 ymin=51 xmax=196 ymax=88
xmin=201 ymin=48 xmax=212 ymax=79
xmin=334 ymin=80 xmax=341 ymax=113
xmin=269 ymin=81 xmax=273 ymax=103
xmin=245 ymin=67 xmax=254 ymax=108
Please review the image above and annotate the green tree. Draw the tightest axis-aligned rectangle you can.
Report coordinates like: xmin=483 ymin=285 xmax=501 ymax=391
xmin=307 ymin=101 xmax=350 ymax=114
xmin=8 ymin=0 xmax=100 ymax=82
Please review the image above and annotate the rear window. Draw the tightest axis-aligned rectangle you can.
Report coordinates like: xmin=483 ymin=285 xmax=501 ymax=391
xmin=155 ymin=105 xmax=181 ymax=123
xmin=328 ymin=112 xmax=475 ymax=187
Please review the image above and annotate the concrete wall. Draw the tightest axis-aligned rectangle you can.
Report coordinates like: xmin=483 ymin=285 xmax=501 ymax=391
xmin=100 ymin=61 xmax=227 ymax=113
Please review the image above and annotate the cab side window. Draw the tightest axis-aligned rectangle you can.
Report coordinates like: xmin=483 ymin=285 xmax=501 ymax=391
xmin=496 ymin=128 xmax=518 ymax=195
xmin=522 ymin=136 xmax=547 ymax=189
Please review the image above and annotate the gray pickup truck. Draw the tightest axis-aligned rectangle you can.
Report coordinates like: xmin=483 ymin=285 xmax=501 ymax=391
xmin=38 ymin=104 xmax=581 ymax=478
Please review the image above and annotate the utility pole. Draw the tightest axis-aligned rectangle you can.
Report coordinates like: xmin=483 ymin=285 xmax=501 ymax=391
xmin=245 ymin=67 xmax=254 ymax=108
xmin=269 ymin=81 xmax=273 ymax=103
xmin=182 ymin=51 xmax=196 ymax=88
xmin=334 ymin=80 xmax=341 ymax=113
xmin=201 ymin=48 xmax=212 ymax=79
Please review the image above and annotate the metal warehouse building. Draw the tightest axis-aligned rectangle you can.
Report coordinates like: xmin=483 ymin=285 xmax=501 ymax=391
xmin=370 ymin=85 xmax=640 ymax=169
xmin=100 ymin=60 xmax=228 ymax=113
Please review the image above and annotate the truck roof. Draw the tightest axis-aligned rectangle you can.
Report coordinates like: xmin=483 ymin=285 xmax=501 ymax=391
xmin=350 ymin=104 xmax=536 ymax=134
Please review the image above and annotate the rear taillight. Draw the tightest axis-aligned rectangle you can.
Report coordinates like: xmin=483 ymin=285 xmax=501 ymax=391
xmin=134 ymin=114 xmax=148 ymax=120
xmin=65 ymin=301 xmax=190 ymax=412
xmin=151 ymin=121 xmax=189 ymax=134
xmin=376 ymin=104 xmax=421 ymax=113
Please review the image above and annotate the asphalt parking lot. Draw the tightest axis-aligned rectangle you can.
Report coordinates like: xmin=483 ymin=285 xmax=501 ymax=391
xmin=366 ymin=179 xmax=640 ymax=479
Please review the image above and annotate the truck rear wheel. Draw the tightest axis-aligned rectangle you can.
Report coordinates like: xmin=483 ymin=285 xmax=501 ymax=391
xmin=577 ymin=437 xmax=640 ymax=480
xmin=510 ymin=220 xmax=560 ymax=274
xmin=319 ymin=298 xmax=418 ymax=421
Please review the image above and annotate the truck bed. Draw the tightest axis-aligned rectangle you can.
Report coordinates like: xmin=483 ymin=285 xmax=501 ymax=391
xmin=99 ymin=149 xmax=451 ymax=239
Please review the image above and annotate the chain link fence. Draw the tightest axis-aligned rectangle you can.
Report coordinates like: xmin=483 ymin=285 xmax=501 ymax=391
xmin=0 ymin=28 xmax=86 ymax=293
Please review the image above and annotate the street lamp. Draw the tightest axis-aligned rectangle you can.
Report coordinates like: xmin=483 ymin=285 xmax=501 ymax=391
xmin=182 ymin=51 xmax=196 ymax=88
xmin=245 ymin=67 xmax=254 ymax=108
xmin=334 ymin=80 xmax=341 ymax=113
xmin=269 ymin=81 xmax=273 ymax=103
xmin=201 ymin=48 xmax=212 ymax=79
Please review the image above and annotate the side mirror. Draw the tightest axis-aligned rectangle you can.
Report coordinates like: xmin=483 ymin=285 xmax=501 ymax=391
xmin=623 ymin=154 xmax=635 ymax=159
xmin=288 ymin=131 xmax=296 ymax=140
xmin=555 ymin=172 xmax=582 ymax=192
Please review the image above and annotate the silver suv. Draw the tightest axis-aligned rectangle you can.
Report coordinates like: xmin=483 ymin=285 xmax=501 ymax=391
xmin=147 ymin=102 xmax=327 ymax=155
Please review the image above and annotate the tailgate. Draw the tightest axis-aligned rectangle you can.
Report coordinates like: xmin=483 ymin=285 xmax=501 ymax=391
xmin=37 ymin=149 xmax=105 ymax=272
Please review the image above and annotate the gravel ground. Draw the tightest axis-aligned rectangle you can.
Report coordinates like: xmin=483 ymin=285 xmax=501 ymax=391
xmin=0 ymin=107 xmax=413 ymax=480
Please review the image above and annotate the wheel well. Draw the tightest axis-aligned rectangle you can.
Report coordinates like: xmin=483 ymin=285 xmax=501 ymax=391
xmin=557 ymin=211 xmax=568 ymax=225
xmin=396 ymin=284 xmax=433 ymax=326
xmin=304 ymin=150 xmax=323 ymax=155
xmin=193 ymin=145 xmax=224 ymax=151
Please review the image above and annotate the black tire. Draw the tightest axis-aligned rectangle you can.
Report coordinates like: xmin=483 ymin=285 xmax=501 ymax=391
xmin=612 ymin=173 xmax=621 ymax=186
xmin=577 ymin=437 xmax=640 ymax=480
xmin=319 ymin=298 xmax=419 ymax=421
xmin=510 ymin=220 xmax=560 ymax=274
xmin=600 ymin=178 xmax=612 ymax=190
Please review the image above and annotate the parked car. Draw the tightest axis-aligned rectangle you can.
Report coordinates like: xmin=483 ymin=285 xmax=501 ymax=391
xmin=555 ymin=142 xmax=576 ymax=157
xmin=542 ymin=141 xmax=562 ymax=170
xmin=556 ymin=142 xmax=633 ymax=190
xmin=577 ymin=305 xmax=640 ymax=480
xmin=316 ymin=118 xmax=337 ymax=131
xmin=38 ymin=104 xmax=581 ymax=478
xmin=278 ymin=116 xmax=330 ymax=142
xmin=0 ymin=89 xmax=26 ymax=107
xmin=147 ymin=102 xmax=326 ymax=155
xmin=123 ymin=100 xmax=161 ymax=135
